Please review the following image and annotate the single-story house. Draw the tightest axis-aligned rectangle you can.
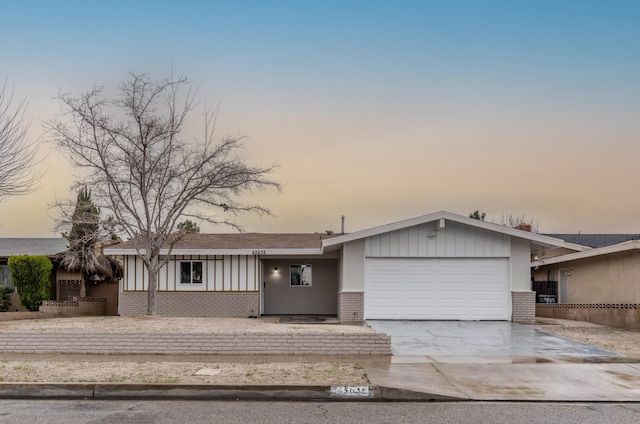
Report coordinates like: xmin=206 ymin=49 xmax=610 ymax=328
xmin=105 ymin=211 xmax=578 ymax=323
xmin=532 ymin=234 xmax=640 ymax=304
xmin=0 ymin=238 xmax=69 ymax=310
xmin=0 ymin=238 xmax=119 ymax=314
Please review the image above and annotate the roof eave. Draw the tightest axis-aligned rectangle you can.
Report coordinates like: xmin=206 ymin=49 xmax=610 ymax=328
xmin=104 ymin=248 xmax=324 ymax=256
xmin=531 ymin=240 xmax=640 ymax=267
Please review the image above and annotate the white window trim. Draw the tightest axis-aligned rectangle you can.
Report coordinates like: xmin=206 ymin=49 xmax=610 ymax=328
xmin=180 ymin=261 xmax=203 ymax=284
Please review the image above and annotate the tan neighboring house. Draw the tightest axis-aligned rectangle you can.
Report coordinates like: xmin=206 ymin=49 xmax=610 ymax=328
xmin=532 ymin=234 xmax=640 ymax=303
xmin=532 ymin=234 xmax=640 ymax=328
xmin=104 ymin=211 xmax=574 ymax=324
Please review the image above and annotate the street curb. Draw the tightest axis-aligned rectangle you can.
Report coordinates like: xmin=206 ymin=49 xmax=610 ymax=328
xmin=0 ymin=383 xmax=465 ymax=402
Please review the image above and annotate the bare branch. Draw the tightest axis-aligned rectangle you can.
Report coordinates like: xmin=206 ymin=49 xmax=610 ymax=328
xmin=0 ymin=78 xmax=42 ymax=201
xmin=47 ymin=72 xmax=280 ymax=314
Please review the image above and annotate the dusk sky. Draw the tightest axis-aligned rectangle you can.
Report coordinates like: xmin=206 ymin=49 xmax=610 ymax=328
xmin=1 ymin=1 xmax=639 ymax=237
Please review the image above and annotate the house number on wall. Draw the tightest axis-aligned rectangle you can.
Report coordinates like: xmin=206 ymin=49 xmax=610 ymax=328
xmin=252 ymin=250 xmax=266 ymax=256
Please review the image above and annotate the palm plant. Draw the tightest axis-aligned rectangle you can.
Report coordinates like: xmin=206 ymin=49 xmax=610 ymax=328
xmin=61 ymin=187 xmax=118 ymax=297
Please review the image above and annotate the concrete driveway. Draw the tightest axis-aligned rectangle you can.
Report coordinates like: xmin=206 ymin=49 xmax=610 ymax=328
xmin=366 ymin=320 xmax=620 ymax=357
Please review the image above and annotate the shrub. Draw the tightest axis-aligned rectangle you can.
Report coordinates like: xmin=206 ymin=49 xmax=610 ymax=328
xmin=0 ymin=286 xmax=11 ymax=312
xmin=7 ymin=255 xmax=52 ymax=311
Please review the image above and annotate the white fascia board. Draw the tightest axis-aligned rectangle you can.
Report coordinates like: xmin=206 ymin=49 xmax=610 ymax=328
xmin=531 ymin=240 xmax=640 ymax=267
xmin=103 ymin=248 xmax=323 ymax=256
xmin=322 ymin=210 xmax=587 ymax=251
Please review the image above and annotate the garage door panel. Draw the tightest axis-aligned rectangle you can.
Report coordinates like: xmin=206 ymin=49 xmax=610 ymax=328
xmin=365 ymin=258 xmax=509 ymax=320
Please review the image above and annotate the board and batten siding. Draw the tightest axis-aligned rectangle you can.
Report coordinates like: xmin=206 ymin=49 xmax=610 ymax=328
xmin=122 ymin=255 xmax=260 ymax=292
xmin=365 ymin=221 xmax=510 ymax=258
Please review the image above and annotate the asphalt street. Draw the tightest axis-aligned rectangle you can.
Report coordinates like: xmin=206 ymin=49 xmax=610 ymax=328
xmin=1 ymin=400 xmax=640 ymax=424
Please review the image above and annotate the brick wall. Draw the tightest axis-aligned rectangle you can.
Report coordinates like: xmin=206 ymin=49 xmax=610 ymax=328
xmin=119 ymin=292 xmax=260 ymax=317
xmin=119 ymin=292 xmax=149 ymax=315
xmin=156 ymin=292 xmax=260 ymax=317
xmin=537 ymin=303 xmax=640 ymax=330
xmin=40 ymin=298 xmax=106 ymax=316
xmin=511 ymin=291 xmax=535 ymax=324
xmin=0 ymin=331 xmax=391 ymax=355
xmin=338 ymin=291 xmax=364 ymax=323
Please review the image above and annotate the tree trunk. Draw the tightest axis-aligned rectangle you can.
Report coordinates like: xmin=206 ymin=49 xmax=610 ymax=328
xmin=147 ymin=260 xmax=158 ymax=316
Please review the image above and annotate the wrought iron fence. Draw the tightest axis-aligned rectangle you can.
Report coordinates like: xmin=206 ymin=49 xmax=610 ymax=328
xmin=532 ymin=280 xmax=558 ymax=303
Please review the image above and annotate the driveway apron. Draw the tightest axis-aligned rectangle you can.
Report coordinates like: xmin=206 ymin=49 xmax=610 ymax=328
xmin=366 ymin=320 xmax=620 ymax=357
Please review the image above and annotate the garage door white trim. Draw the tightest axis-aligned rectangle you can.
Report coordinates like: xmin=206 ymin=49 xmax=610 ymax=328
xmin=365 ymin=258 xmax=510 ymax=320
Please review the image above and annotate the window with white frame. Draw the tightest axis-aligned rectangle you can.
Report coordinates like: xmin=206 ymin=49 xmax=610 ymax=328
xmin=180 ymin=261 xmax=203 ymax=284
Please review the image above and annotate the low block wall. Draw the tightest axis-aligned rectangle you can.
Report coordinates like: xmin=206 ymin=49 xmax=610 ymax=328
xmin=1 ymin=298 xmax=107 ymax=321
xmin=40 ymin=298 xmax=107 ymax=317
xmin=536 ymin=304 xmax=640 ymax=330
xmin=0 ymin=332 xmax=392 ymax=355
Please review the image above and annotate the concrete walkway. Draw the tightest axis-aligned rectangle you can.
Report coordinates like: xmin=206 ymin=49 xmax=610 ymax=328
xmin=363 ymin=357 xmax=640 ymax=401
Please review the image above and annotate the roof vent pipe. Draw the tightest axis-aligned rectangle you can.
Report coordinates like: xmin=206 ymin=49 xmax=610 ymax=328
xmin=341 ymin=215 xmax=345 ymax=235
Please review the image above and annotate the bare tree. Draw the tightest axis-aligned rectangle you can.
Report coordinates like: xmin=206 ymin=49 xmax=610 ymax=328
xmin=499 ymin=212 xmax=539 ymax=233
xmin=0 ymin=79 xmax=40 ymax=201
xmin=48 ymin=72 xmax=280 ymax=314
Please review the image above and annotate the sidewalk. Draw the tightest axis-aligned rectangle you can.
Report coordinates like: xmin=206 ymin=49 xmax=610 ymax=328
xmin=365 ymin=355 xmax=640 ymax=401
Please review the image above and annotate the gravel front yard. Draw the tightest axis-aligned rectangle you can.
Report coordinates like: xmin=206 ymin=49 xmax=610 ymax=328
xmin=533 ymin=317 xmax=640 ymax=358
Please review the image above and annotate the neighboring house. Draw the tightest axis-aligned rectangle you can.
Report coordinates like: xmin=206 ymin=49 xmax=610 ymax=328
xmin=0 ymin=238 xmax=70 ymax=310
xmin=0 ymin=238 xmax=119 ymax=314
xmin=532 ymin=234 xmax=640 ymax=304
xmin=104 ymin=211 xmax=575 ymax=323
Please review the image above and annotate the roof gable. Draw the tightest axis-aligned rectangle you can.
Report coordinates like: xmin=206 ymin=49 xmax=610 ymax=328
xmin=322 ymin=211 xmax=586 ymax=251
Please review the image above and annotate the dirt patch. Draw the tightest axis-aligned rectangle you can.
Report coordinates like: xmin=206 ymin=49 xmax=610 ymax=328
xmin=0 ymin=360 xmax=368 ymax=385
xmin=532 ymin=318 xmax=640 ymax=357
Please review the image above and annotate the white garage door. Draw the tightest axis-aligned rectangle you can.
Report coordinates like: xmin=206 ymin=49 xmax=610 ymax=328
xmin=365 ymin=258 xmax=509 ymax=320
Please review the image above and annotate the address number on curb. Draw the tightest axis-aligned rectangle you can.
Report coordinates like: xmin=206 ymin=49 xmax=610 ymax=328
xmin=330 ymin=386 xmax=371 ymax=397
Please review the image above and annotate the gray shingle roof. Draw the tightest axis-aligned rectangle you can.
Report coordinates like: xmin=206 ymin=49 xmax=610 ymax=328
xmin=109 ymin=233 xmax=340 ymax=250
xmin=0 ymin=238 xmax=68 ymax=257
xmin=543 ymin=234 xmax=640 ymax=249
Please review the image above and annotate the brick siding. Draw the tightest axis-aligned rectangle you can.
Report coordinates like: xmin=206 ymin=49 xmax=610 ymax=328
xmin=0 ymin=332 xmax=391 ymax=355
xmin=119 ymin=292 xmax=149 ymax=316
xmin=338 ymin=291 xmax=364 ymax=323
xmin=511 ymin=290 xmax=535 ymax=324
xmin=119 ymin=292 xmax=260 ymax=317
